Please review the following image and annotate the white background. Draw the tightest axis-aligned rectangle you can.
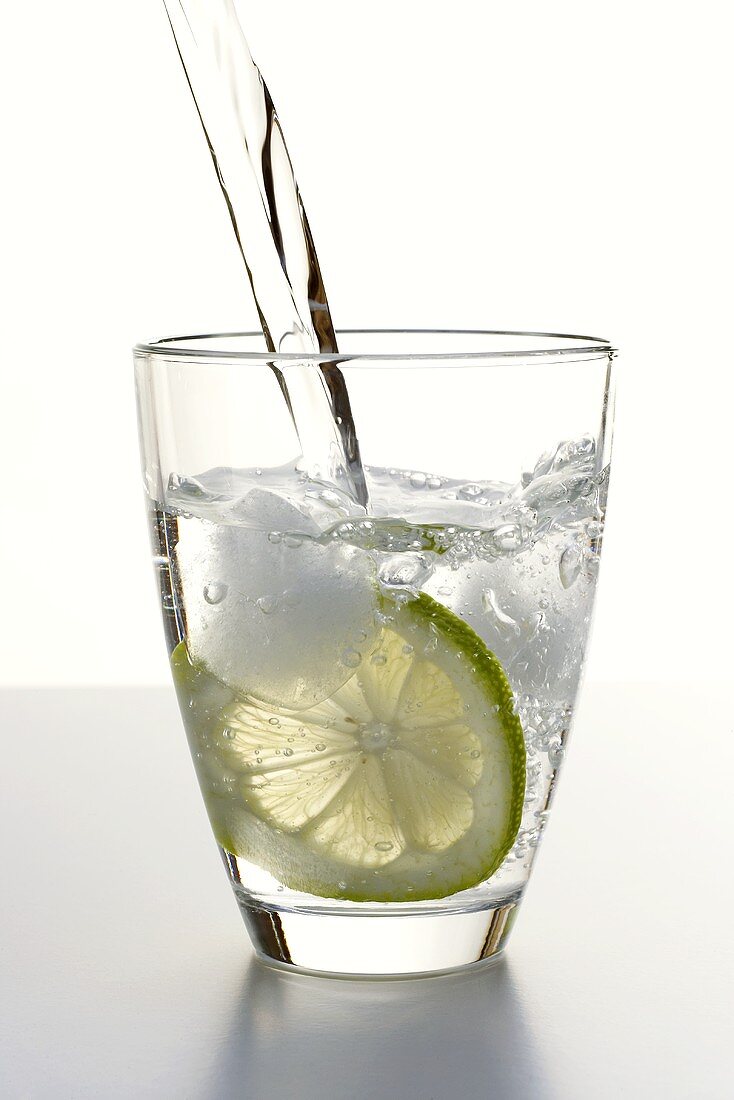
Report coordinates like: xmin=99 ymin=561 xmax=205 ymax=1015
xmin=0 ymin=0 xmax=732 ymax=686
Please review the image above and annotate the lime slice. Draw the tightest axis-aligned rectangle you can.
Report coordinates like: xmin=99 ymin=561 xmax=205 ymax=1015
xmin=172 ymin=593 xmax=525 ymax=902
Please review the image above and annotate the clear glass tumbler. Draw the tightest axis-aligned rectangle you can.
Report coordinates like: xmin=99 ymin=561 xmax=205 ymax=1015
xmin=134 ymin=329 xmax=615 ymax=978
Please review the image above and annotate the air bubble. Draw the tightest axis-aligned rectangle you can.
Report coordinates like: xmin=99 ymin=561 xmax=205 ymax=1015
xmin=341 ymin=648 xmax=362 ymax=669
xmin=371 ymin=652 xmax=387 ymax=666
xmin=482 ymin=588 xmax=519 ymax=631
xmin=374 ymin=841 xmax=394 ymax=852
xmin=283 ymin=534 xmax=303 ymax=549
xmin=492 ymin=524 xmax=525 ymax=553
xmin=283 ymin=748 xmax=294 ymax=757
xmin=203 ymin=582 xmax=228 ymax=605
xmin=378 ymin=554 xmax=433 ymax=591
xmin=256 ymin=595 xmax=278 ymax=614
xmin=548 ymin=745 xmax=564 ymax=768
xmin=559 ymin=544 xmax=582 ymax=589
xmin=409 ymin=472 xmax=427 ymax=489
xmin=315 ymin=743 xmax=326 ymax=752
xmin=267 ymin=531 xmax=283 ymax=544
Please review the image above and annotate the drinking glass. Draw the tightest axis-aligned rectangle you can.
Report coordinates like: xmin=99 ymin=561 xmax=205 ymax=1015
xmin=134 ymin=330 xmax=615 ymax=978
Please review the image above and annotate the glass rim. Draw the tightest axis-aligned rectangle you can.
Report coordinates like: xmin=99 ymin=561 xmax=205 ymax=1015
xmin=134 ymin=328 xmax=615 ymax=363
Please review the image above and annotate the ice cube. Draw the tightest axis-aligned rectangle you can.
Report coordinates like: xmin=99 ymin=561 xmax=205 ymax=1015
xmin=228 ymin=487 xmax=321 ymax=537
xmin=174 ymin=491 xmax=379 ymax=709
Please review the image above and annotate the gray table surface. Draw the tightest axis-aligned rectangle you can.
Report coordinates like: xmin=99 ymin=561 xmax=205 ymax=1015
xmin=1 ymin=683 xmax=731 ymax=1099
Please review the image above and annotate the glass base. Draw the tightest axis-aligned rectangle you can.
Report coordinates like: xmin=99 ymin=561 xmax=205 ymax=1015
xmin=238 ymin=898 xmax=519 ymax=979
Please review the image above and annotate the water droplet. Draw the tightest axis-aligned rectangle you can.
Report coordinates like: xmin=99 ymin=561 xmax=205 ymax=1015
xmin=539 ymin=597 xmax=550 ymax=610
xmin=341 ymin=648 xmax=362 ymax=669
xmin=427 ymin=476 xmax=443 ymax=490
xmin=283 ymin=747 xmax=294 ymax=757
xmin=459 ymin=483 xmax=483 ymax=499
xmin=402 ymin=644 xmax=414 ymax=656
xmin=470 ymin=749 xmax=481 ymax=759
xmin=267 ymin=531 xmax=283 ymax=544
xmin=283 ymin=534 xmax=303 ymax=549
xmin=315 ymin=742 xmax=326 ymax=752
xmin=222 ymin=727 xmax=235 ymax=740
xmin=559 ymin=544 xmax=582 ymax=589
xmin=203 ymin=582 xmax=228 ymax=605
xmin=268 ymin=717 xmax=280 ymax=727
xmin=409 ymin=472 xmax=427 ymax=489
xmin=374 ymin=841 xmax=394 ymax=852
xmin=437 ymin=585 xmax=453 ymax=597
xmin=371 ymin=651 xmax=387 ymax=666
xmin=256 ymin=595 xmax=278 ymax=614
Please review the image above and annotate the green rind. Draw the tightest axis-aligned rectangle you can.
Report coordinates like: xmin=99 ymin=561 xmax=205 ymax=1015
xmin=171 ymin=592 xmax=526 ymax=903
xmin=401 ymin=592 xmax=526 ymax=883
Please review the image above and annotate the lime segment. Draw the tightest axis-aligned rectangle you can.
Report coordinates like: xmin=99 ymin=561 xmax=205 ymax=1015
xmin=172 ymin=592 xmax=525 ymax=901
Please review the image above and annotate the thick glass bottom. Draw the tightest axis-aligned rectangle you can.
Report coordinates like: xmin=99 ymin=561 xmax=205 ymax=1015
xmin=237 ymin=897 xmax=520 ymax=979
